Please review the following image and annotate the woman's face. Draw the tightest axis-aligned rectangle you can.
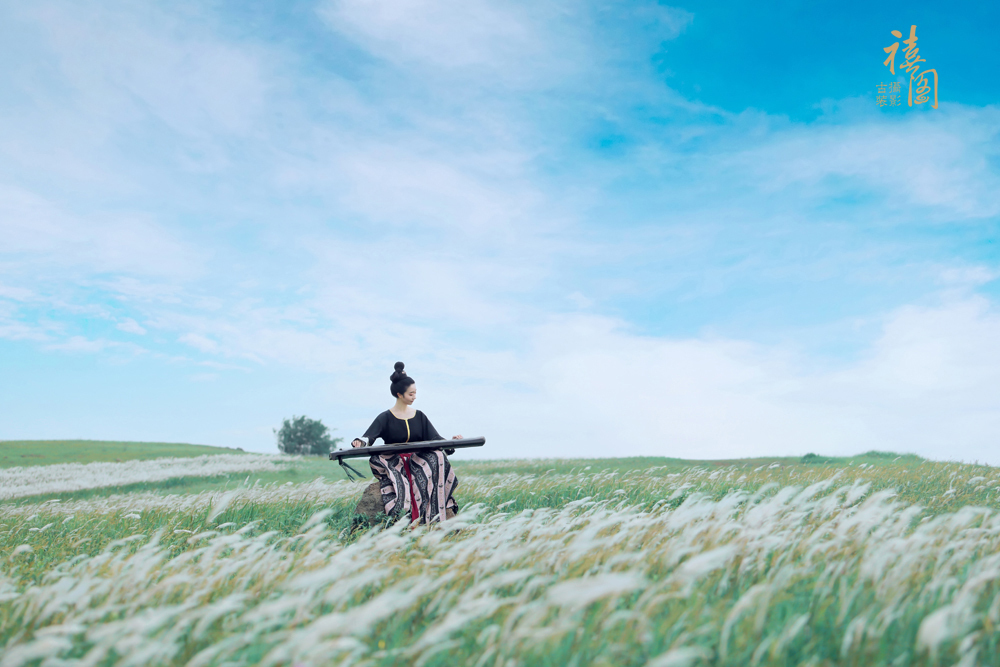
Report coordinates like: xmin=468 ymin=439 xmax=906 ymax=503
xmin=399 ymin=384 xmax=417 ymax=405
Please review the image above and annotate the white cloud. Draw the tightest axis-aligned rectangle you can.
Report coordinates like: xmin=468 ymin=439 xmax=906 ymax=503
xmin=178 ymin=333 xmax=222 ymax=355
xmin=318 ymin=0 xmax=692 ymax=93
xmin=422 ymin=297 xmax=1000 ymax=465
xmin=25 ymin=0 xmax=267 ymax=138
xmin=116 ymin=318 xmax=147 ymax=335
xmin=43 ymin=336 xmax=113 ymax=353
xmin=0 ymin=284 xmax=34 ymax=301
xmin=0 ymin=321 xmax=51 ymax=342
xmin=323 ymin=146 xmax=545 ymax=235
xmin=728 ymin=107 xmax=1000 ymax=220
xmin=937 ymin=266 xmax=999 ymax=287
xmin=319 ymin=0 xmax=542 ymax=73
xmin=149 ymin=288 xmax=1000 ymax=464
xmin=0 ymin=185 xmax=201 ymax=279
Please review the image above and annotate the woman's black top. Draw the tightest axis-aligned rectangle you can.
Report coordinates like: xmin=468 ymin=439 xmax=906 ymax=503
xmin=360 ymin=410 xmax=445 ymax=446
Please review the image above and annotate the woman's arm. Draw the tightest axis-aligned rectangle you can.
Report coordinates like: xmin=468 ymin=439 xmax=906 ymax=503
xmin=421 ymin=412 xmax=461 ymax=454
xmin=352 ymin=413 xmax=386 ymax=448
xmin=421 ymin=412 xmax=445 ymax=441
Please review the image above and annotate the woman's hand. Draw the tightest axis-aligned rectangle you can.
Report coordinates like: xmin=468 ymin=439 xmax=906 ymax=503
xmin=351 ymin=438 xmax=365 ymax=448
xmin=452 ymin=434 xmax=463 ymax=440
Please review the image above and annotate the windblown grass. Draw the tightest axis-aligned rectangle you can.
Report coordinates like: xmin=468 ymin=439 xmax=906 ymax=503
xmin=3 ymin=458 xmax=1000 ymax=666
xmin=0 ymin=455 xmax=286 ymax=501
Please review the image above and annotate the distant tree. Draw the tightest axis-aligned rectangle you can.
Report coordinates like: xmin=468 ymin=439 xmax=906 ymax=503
xmin=274 ymin=415 xmax=343 ymax=456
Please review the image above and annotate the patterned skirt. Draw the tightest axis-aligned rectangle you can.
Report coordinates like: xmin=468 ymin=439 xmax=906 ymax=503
xmin=368 ymin=450 xmax=459 ymax=523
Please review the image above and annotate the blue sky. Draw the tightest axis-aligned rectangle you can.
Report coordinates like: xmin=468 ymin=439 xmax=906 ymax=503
xmin=1 ymin=0 xmax=998 ymax=462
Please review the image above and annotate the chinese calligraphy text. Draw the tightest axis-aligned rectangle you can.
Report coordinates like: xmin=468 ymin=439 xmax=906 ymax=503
xmin=876 ymin=81 xmax=902 ymax=107
xmin=881 ymin=25 xmax=938 ymax=109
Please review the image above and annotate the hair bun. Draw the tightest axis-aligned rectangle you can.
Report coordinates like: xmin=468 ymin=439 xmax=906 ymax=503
xmin=390 ymin=361 xmax=407 ymax=383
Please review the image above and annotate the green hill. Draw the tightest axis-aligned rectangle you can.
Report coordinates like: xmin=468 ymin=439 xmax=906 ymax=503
xmin=0 ymin=440 xmax=246 ymax=468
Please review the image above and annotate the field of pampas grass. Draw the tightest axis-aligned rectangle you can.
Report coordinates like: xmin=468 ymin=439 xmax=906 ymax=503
xmin=3 ymin=455 xmax=1000 ymax=666
xmin=0 ymin=454 xmax=286 ymax=501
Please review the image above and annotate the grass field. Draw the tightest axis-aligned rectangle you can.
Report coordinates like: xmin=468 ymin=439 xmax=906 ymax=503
xmin=0 ymin=440 xmax=245 ymax=468
xmin=2 ymin=441 xmax=1000 ymax=666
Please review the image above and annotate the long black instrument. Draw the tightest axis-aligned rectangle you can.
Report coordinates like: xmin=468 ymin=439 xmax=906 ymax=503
xmin=329 ymin=436 xmax=486 ymax=480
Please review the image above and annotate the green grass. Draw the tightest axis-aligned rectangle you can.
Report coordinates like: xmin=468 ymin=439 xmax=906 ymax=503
xmin=4 ymin=454 xmax=1000 ymax=666
xmin=0 ymin=439 xmax=246 ymax=468
xmin=4 ymin=452 xmax=996 ymax=587
xmin=0 ymin=448 xmax=929 ymax=506
xmin=452 ymin=450 xmax=929 ymax=477
xmin=4 ymin=458 xmax=350 ymax=504
xmin=0 ymin=444 xmax=940 ymax=507
xmin=0 ymin=438 xmax=930 ymax=474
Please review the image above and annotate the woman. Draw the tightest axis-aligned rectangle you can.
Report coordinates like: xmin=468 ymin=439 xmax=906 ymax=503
xmin=351 ymin=362 xmax=462 ymax=524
